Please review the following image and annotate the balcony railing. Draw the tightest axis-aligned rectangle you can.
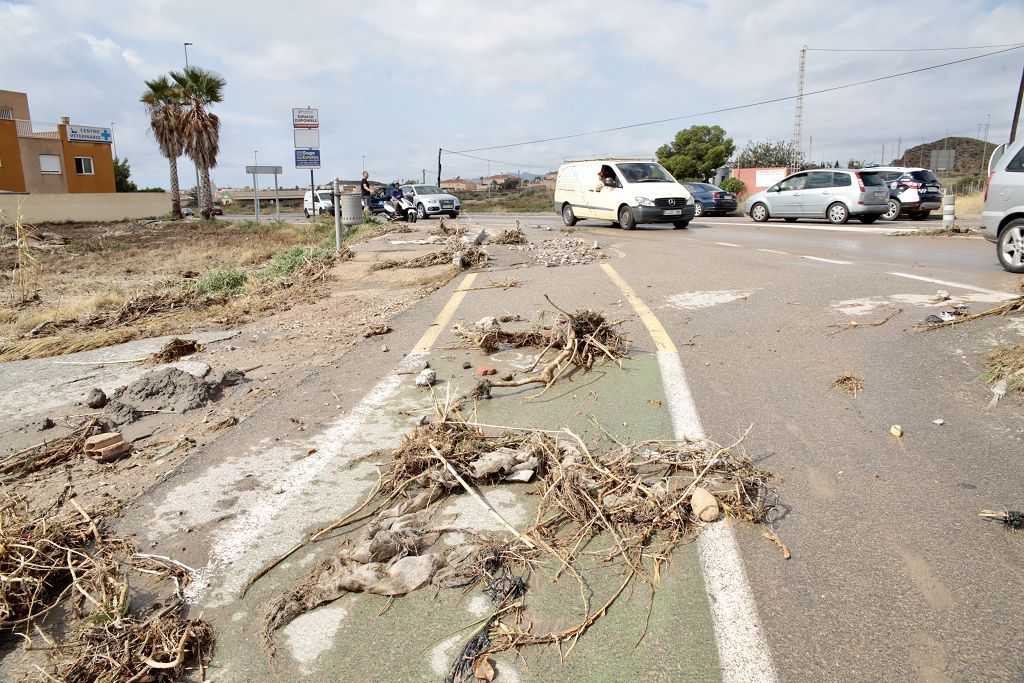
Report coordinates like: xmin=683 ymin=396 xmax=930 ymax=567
xmin=15 ymin=119 xmax=60 ymax=139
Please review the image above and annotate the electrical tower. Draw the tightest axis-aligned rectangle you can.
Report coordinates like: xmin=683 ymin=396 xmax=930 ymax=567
xmin=793 ymin=45 xmax=807 ymax=157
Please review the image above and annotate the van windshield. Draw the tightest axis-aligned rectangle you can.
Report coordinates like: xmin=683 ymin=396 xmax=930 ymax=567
xmin=615 ymin=163 xmax=675 ymax=183
xmin=317 ymin=192 xmax=332 ymax=202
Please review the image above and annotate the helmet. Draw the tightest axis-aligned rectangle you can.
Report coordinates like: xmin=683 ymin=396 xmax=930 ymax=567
xmin=391 ymin=181 xmax=400 ymax=187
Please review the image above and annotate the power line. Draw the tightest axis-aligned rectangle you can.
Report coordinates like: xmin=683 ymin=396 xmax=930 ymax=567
xmin=441 ymin=149 xmax=532 ymax=167
xmin=807 ymin=42 xmax=1024 ymax=52
xmin=449 ymin=44 xmax=1023 ymax=154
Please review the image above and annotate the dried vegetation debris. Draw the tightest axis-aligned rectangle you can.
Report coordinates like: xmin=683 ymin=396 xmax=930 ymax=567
xmin=488 ymin=227 xmax=528 ymax=245
xmin=370 ymin=238 xmax=487 ymax=272
xmin=0 ymin=494 xmax=213 ymax=681
xmin=981 ymin=343 xmax=1024 ymax=393
xmin=254 ymin=408 xmax=782 ymax=675
xmin=147 ymin=337 xmax=202 ymax=364
xmin=454 ymin=299 xmax=629 ymax=398
xmin=830 ymin=373 xmax=864 ymax=396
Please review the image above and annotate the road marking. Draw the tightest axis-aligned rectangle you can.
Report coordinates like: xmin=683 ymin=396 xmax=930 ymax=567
xmin=801 ymin=255 xmax=852 ymax=265
xmin=715 ymin=241 xmax=741 ymax=247
xmin=705 ymin=219 xmax=915 ymax=235
xmin=757 ymin=248 xmax=789 ymax=255
xmin=599 ymin=264 xmax=676 ymax=353
xmin=601 ymin=264 xmax=778 ymax=683
xmin=179 ymin=273 xmax=479 ymax=604
xmin=888 ymin=272 xmax=1010 ymax=296
xmin=411 ymin=273 xmax=479 ymax=353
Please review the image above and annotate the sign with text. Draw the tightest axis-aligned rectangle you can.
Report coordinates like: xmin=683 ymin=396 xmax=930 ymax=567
xmin=293 ymin=128 xmax=320 ymax=149
xmin=755 ymin=168 xmax=786 ymax=188
xmin=292 ymin=108 xmax=319 ymax=129
xmin=295 ymin=148 xmax=321 ymax=169
xmin=245 ymin=165 xmax=283 ymax=175
xmin=67 ymin=124 xmax=112 ymax=144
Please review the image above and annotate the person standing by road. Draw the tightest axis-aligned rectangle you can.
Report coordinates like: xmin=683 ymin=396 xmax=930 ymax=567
xmin=360 ymin=171 xmax=372 ymax=213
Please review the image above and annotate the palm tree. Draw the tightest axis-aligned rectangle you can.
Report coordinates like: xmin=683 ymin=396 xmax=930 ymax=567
xmin=140 ymin=76 xmax=184 ymax=218
xmin=170 ymin=66 xmax=225 ymax=219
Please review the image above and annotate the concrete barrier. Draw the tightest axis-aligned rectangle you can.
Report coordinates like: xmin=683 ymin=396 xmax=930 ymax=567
xmin=0 ymin=192 xmax=171 ymax=223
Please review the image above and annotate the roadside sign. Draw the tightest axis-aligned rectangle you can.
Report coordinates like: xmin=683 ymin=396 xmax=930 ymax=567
xmin=292 ymin=108 xmax=319 ymax=129
xmin=755 ymin=168 xmax=786 ymax=187
xmin=245 ymin=165 xmax=283 ymax=175
xmin=930 ymin=149 xmax=954 ymax=172
xmin=293 ymin=128 xmax=320 ymax=149
xmin=295 ymin=148 xmax=321 ymax=169
xmin=67 ymin=124 xmax=112 ymax=143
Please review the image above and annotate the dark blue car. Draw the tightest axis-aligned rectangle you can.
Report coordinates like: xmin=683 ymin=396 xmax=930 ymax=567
xmin=682 ymin=183 xmax=739 ymax=217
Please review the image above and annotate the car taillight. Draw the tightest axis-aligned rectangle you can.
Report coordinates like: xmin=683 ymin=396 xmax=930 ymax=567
xmin=984 ymin=172 xmax=994 ymax=201
xmin=855 ymin=173 xmax=865 ymax=192
xmin=713 ymin=192 xmax=722 ymax=198
xmin=905 ymin=181 xmax=921 ymax=188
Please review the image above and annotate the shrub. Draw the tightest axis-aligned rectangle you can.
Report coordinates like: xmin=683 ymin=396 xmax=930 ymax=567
xmin=720 ymin=177 xmax=747 ymax=195
xmin=234 ymin=219 xmax=288 ymax=233
xmin=259 ymin=246 xmax=333 ymax=280
xmin=196 ymin=268 xmax=248 ymax=294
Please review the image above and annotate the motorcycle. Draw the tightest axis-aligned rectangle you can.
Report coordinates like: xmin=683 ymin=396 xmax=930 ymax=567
xmin=377 ymin=189 xmax=418 ymax=223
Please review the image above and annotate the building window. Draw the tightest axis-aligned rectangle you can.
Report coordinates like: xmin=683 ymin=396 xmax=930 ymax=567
xmin=0 ymin=107 xmax=12 ymax=120
xmin=39 ymin=154 xmax=61 ymax=174
xmin=74 ymin=157 xmax=94 ymax=175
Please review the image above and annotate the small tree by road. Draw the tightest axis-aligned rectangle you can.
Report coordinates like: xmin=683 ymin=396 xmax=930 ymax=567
xmin=170 ymin=67 xmax=226 ymax=220
xmin=656 ymin=125 xmax=735 ymax=181
xmin=733 ymin=139 xmax=803 ymax=169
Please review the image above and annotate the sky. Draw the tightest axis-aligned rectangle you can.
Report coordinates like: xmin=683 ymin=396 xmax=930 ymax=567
xmin=3 ymin=0 xmax=1023 ymax=190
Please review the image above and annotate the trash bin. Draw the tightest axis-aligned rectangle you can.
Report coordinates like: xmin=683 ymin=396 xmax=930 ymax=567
xmin=341 ymin=193 xmax=362 ymax=227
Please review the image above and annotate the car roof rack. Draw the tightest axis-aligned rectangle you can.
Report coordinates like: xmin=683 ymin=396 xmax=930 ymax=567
xmin=563 ymin=156 xmax=657 ymax=163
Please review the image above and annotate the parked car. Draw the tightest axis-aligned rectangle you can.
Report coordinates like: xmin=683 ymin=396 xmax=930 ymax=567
xmin=871 ymin=166 xmax=943 ymax=221
xmin=682 ymin=183 xmax=738 ymax=217
xmin=744 ymin=169 xmax=888 ymax=224
xmin=554 ymin=157 xmax=695 ymax=230
xmin=981 ymin=138 xmax=1024 ymax=273
xmin=303 ymin=190 xmax=336 ymax=217
xmin=210 ymin=204 xmax=223 ymax=216
xmin=182 ymin=207 xmax=194 ymax=217
xmin=399 ymin=184 xmax=460 ymax=219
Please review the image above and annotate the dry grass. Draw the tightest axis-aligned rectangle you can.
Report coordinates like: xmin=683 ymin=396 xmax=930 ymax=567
xmin=830 ymin=373 xmax=864 ymax=396
xmin=956 ymin=192 xmax=984 ymax=215
xmin=981 ymin=343 xmax=1024 ymax=392
xmin=0 ymin=220 xmax=335 ymax=361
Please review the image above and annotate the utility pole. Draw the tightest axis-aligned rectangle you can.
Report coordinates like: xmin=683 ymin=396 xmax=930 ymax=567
xmin=808 ymin=136 xmax=812 ymax=167
xmin=253 ymin=150 xmax=259 ymax=222
xmin=896 ymin=136 xmax=901 ymax=162
xmin=881 ymin=142 xmax=885 ymax=165
xmin=1011 ymin=64 xmax=1024 ymax=144
xmin=422 ymin=169 xmax=426 ymax=184
xmin=436 ymin=148 xmax=442 ymax=186
xmin=792 ymin=45 xmax=807 ymax=157
xmin=979 ymin=113 xmax=991 ymax=180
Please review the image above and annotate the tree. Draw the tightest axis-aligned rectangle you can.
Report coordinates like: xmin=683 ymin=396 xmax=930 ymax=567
xmin=656 ymin=125 xmax=735 ymax=181
xmin=113 ymin=157 xmax=138 ymax=192
xmin=140 ymin=75 xmax=184 ymax=217
xmin=732 ymin=139 xmax=803 ymax=169
xmin=170 ymin=66 xmax=225 ymax=219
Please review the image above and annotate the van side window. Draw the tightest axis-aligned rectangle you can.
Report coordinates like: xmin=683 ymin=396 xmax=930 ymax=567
xmin=832 ymin=173 xmax=852 ymax=187
xmin=1007 ymin=147 xmax=1024 ymax=173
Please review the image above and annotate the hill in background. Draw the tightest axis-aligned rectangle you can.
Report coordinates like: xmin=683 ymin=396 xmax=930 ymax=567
xmin=891 ymin=136 xmax=1001 ymax=177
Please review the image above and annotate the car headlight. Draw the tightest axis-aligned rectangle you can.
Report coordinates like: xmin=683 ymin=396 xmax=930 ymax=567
xmin=635 ymin=196 xmax=654 ymax=207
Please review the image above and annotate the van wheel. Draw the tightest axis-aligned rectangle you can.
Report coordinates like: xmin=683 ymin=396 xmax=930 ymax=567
xmin=750 ymin=202 xmax=769 ymax=222
xmin=304 ymin=209 xmax=310 ymax=218
xmin=882 ymin=198 xmax=901 ymax=221
xmin=827 ymin=202 xmax=849 ymax=224
xmin=618 ymin=206 xmax=636 ymax=231
xmin=997 ymin=219 xmax=1024 ymax=273
xmin=561 ymin=203 xmax=578 ymax=226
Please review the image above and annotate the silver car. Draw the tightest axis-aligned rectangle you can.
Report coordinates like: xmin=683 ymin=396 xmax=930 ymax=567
xmin=981 ymin=138 xmax=1024 ymax=273
xmin=400 ymin=184 xmax=461 ymax=219
xmin=744 ymin=169 xmax=889 ymax=224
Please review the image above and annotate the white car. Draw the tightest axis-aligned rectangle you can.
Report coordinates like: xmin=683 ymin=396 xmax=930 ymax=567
xmin=982 ymin=138 xmax=1024 ymax=273
xmin=400 ymin=184 xmax=460 ymax=219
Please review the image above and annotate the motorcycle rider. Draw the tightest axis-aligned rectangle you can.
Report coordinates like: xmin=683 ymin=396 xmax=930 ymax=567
xmin=387 ymin=182 xmax=405 ymax=215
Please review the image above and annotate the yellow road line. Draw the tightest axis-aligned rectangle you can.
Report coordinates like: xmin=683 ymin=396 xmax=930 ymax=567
xmin=411 ymin=272 xmax=478 ymax=353
xmin=600 ymin=264 xmax=677 ymax=353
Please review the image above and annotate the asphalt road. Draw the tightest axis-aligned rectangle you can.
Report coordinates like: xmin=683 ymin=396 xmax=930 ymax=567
xmin=124 ymin=213 xmax=1022 ymax=681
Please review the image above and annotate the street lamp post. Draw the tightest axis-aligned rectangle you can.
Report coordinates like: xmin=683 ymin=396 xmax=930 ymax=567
xmin=184 ymin=42 xmax=192 ymax=68
xmin=253 ymin=151 xmax=260 ymax=222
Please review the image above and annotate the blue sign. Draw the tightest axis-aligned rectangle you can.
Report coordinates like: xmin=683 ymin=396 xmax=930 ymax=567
xmin=295 ymin=148 xmax=321 ymax=169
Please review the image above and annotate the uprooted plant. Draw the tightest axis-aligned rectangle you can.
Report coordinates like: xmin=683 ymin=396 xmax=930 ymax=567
xmin=253 ymin=403 xmax=782 ymax=679
xmin=915 ymin=295 xmax=1024 ymax=330
xmin=454 ymin=296 xmax=630 ymax=398
xmin=0 ymin=492 xmax=214 ymax=681
xmin=370 ymin=238 xmax=486 ymax=271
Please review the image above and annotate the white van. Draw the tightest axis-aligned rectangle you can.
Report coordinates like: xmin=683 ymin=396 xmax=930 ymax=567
xmin=554 ymin=157 xmax=695 ymax=230
xmin=303 ymin=189 xmax=336 ymax=218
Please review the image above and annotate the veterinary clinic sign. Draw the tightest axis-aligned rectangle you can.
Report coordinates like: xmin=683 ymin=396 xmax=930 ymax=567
xmin=67 ymin=125 xmax=112 ymax=143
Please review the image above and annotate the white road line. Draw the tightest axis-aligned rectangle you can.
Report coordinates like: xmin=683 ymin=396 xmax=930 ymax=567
xmin=801 ymin=255 xmax=852 ymax=265
xmin=757 ymin=248 xmax=789 ymax=255
xmin=706 ymin=219 xmax=914 ymax=235
xmin=888 ymin=272 xmax=1012 ymax=296
xmin=657 ymin=352 xmax=778 ymax=683
xmin=715 ymin=241 xmax=741 ymax=247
